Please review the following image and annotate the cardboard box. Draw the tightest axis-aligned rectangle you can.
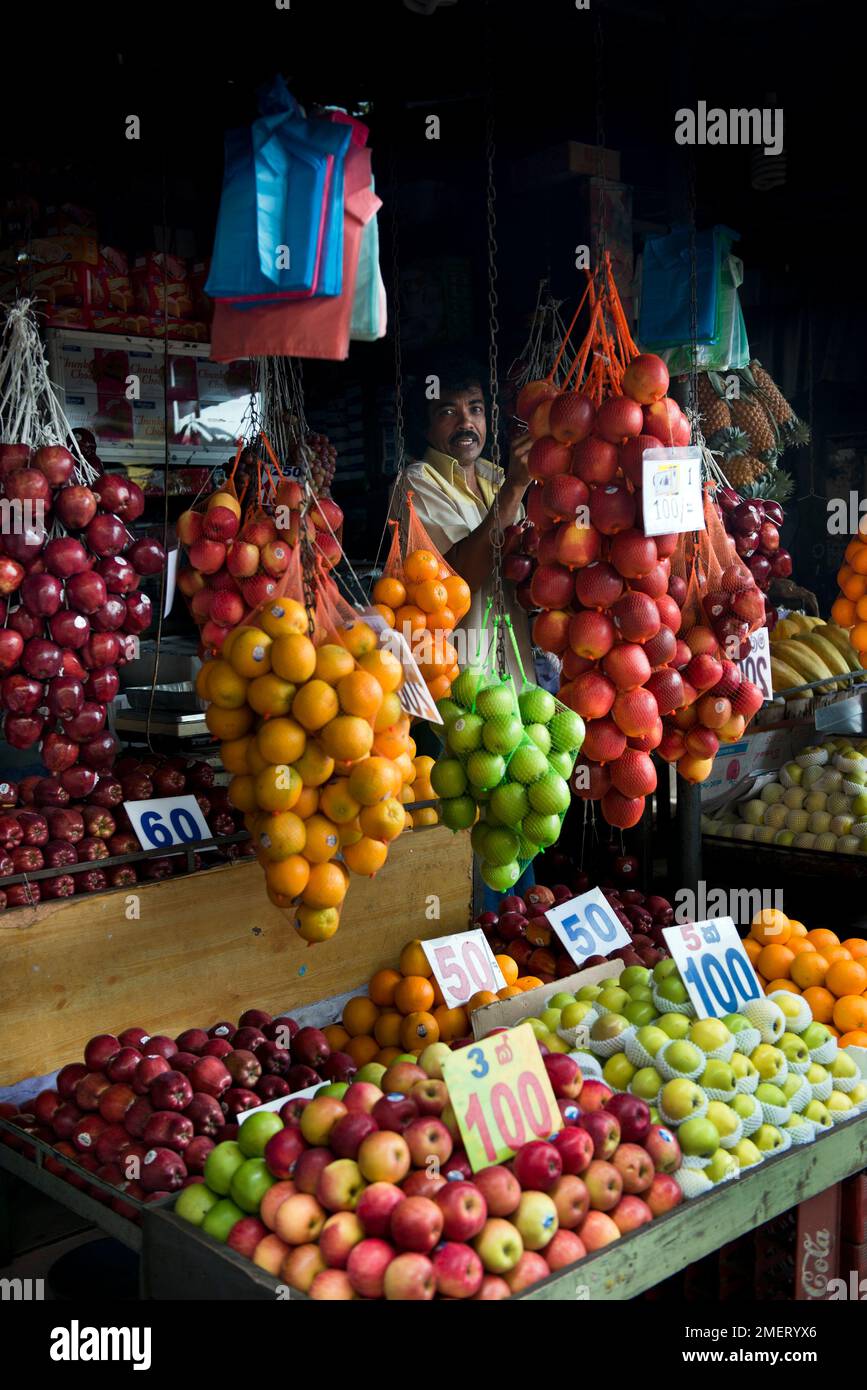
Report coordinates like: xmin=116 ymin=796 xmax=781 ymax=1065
xmin=471 ymin=959 xmax=621 ymax=1038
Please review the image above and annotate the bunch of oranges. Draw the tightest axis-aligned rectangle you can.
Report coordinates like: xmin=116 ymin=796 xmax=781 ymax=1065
xmin=372 ymin=549 xmax=471 ymax=702
xmin=320 ymin=936 xmax=547 ymax=1069
xmin=832 ymin=527 xmax=867 ymax=662
xmin=746 ymin=911 xmax=867 ymax=1047
xmin=198 ymin=600 xmax=418 ymax=943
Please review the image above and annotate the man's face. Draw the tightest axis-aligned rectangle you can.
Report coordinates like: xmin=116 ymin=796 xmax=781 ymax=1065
xmin=426 ymin=385 xmax=487 ymax=465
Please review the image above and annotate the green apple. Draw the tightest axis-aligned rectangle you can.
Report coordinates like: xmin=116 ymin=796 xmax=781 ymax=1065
xmin=201 ymin=1197 xmax=246 ymax=1242
xmin=420 ymin=1043 xmax=452 ymax=1079
xmin=828 ymin=1089 xmax=854 ymax=1114
xmin=689 ymin=1019 xmax=732 ymax=1053
xmin=803 ymin=1100 xmax=832 ymax=1128
xmin=701 ymin=1060 xmax=736 ymax=1092
xmin=624 ymin=1000 xmax=657 ymax=1027
xmin=602 ymin=1052 xmax=636 ymax=1090
xmin=560 ymin=1002 xmax=594 ymax=1029
xmin=318 ymin=1082 xmax=349 ymax=1099
xmin=237 ymin=1109 xmax=284 ymax=1158
xmin=631 ymin=1066 xmax=664 ymax=1100
xmin=773 ymin=995 xmax=807 ymax=1025
xmin=806 ymin=1062 xmax=830 ymax=1086
xmin=706 ymin=1148 xmax=738 ymax=1182
xmin=678 ymin=1116 xmax=720 ymax=1157
xmin=721 ymin=1014 xmax=749 ymax=1034
xmin=590 ymin=1013 xmax=631 ymax=1042
xmin=782 ymin=761 xmax=802 ymax=785
xmin=540 ymin=1007 xmax=563 ymax=1033
xmin=657 ymin=976 xmax=690 ymax=1006
xmin=781 ymin=1073 xmax=807 ymax=1102
xmin=706 ymin=1100 xmax=740 ymax=1139
xmin=755 ymin=1082 xmax=788 ymax=1109
xmin=653 ymin=958 xmax=680 ymax=983
xmin=729 ymin=1052 xmax=758 ymax=1082
xmin=852 ymin=792 xmax=867 ymax=816
xmin=576 ymin=984 xmax=603 ymax=1002
xmin=663 ymin=1040 xmax=703 ymax=1074
xmin=848 ymin=1082 xmax=867 ymax=1104
xmin=527 ymin=1017 xmax=550 ymax=1041
xmin=548 ymin=992 xmax=577 ymax=1010
xmin=732 ymin=1138 xmax=763 ymax=1169
xmin=659 ymin=1077 xmax=705 ymax=1120
xmin=542 ymin=1033 xmax=571 ymax=1054
xmin=649 ymin=1105 xmax=661 ymax=1124
xmin=830 ymin=1051 xmax=859 ymax=1081
xmin=203 ymin=1141 xmax=246 ymax=1196
xmin=753 ymin=1124 xmax=785 ymax=1152
xmin=618 ymin=966 xmax=651 ymax=990
xmin=596 ymin=986 xmax=631 ymax=1014
xmin=751 ymin=1044 xmax=787 ymax=1082
xmin=779 ymin=1032 xmax=810 ymax=1067
xmin=635 ymin=1025 xmax=669 ymax=1057
xmin=355 ymin=1062 xmax=387 ymax=1087
xmin=657 ymin=1013 xmax=691 ymax=1040
xmin=731 ymin=1094 xmax=760 ymax=1122
xmin=774 ymin=831 xmax=795 ymax=846
xmin=230 ymin=1156 xmax=276 ymax=1213
xmin=800 ymin=1023 xmax=832 ymax=1051
xmin=175 ymin=1182 xmax=219 ymax=1226
xmin=627 ymin=984 xmax=654 ymax=1003
xmin=784 ymin=1115 xmax=809 ymax=1132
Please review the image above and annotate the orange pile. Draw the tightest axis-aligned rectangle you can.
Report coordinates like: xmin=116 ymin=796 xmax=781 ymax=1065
xmin=833 ymin=527 xmax=867 ymax=661
xmin=321 ymin=935 xmax=546 ymax=1069
xmin=746 ymin=911 xmax=867 ymax=1047
xmin=372 ymin=548 xmax=471 ymax=702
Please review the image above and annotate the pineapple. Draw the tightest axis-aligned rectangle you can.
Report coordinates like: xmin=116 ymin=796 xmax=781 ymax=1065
xmin=724 ymin=455 xmax=766 ymax=489
xmin=749 ymin=361 xmax=794 ymax=427
xmin=730 ymin=391 xmax=777 ymax=456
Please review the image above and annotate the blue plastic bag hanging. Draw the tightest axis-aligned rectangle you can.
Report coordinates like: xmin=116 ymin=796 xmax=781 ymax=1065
xmin=351 ymin=176 xmax=387 ymax=341
xmin=638 ymin=225 xmax=737 ymax=348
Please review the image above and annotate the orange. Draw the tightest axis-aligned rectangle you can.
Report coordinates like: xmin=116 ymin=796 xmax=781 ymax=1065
xmin=271 ymin=633 xmax=317 ymax=684
xmin=314 ymin=643 xmax=356 ymax=686
xmin=807 ymin=928 xmax=840 ymax=952
xmin=825 ymin=959 xmax=867 ymax=998
xmin=400 ymin=1012 xmax=439 ymax=1050
xmin=412 ymin=808 xmax=439 ymax=827
xmin=373 ymin=1011 xmax=403 ymax=1048
xmin=424 ymin=606 xmax=456 ymax=635
xmin=302 ymin=861 xmax=349 ymax=910
xmin=359 ymin=797 xmax=406 ymax=842
xmin=842 ymin=573 xmax=867 ymax=600
xmin=395 ymin=753 xmax=417 ymax=785
xmin=342 ymin=835 xmax=389 ymax=876
xmin=292 ymin=679 xmax=339 ymax=731
xmin=348 ymin=757 xmax=400 ymax=806
xmin=467 ymin=990 xmax=498 ymax=1013
xmin=207 ymin=661 xmax=249 ymax=709
xmin=433 ymin=1005 xmax=468 ymax=1042
xmin=426 ymin=675 xmax=454 ymax=701
xmin=340 ymin=620 xmax=378 ymax=659
xmin=264 ymin=854 xmax=310 ymax=899
xmin=786 ymin=919 xmax=808 ymax=937
xmin=374 ymin=725 xmax=411 ymax=760
xmin=343 ymin=995 xmax=380 ymax=1037
xmin=247 ymin=673 xmax=297 ymax=718
xmin=375 ymin=1047 xmax=402 ymax=1067
xmin=373 ymin=575 xmax=407 ymax=609
xmin=415 ymin=579 xmax=449 ymax=614
xmin=229 ymin=628 xmax=273 ymax=678
xmin=257 ymin=717 xmax=307 ymax=766
xmin=206 ymin=704 xmax=254 ymax=740
xmin=839 ymin=1029 xmax=867 ymax=1049
xmin=294 ymin=785 xmax=320 ymax=818
xmin=228 ymin=774 xmax=257 ymax=813
xmin=833 ymin=995 xmax=867 ymax=1033
xmin=399 ymin=939 xmax=433 ymax=978
xmin=246 ymin=740 xmax=269 ymax=775
xmin=419 ymin=640 xmax=458 ymax=678
xmin=337 ymin=670 xmax=383 ymax=720
xmin=841 ymin=938 xmax=867 ymax=959
xmin=498 ymin=985 xmax=524 ymax=1000
xmin=430 ymin=977 xmax=445 ymax=1008
xmin=496 ymin=954 xmax=520 ymax=985
xmin=802 ymin=986 xmax=836 ymax=1023
xmin=221 ymin=735 xmax=254 ymax=775
xmin=296 ymin=904 xmax=340 ymax=943
xmin=319 ymin=780 xmax=362 ymax=824
xmin=852 ymin=622 xmax=867 ymax=651
xmin=293 ymin=742 xmax=335 ymax=788
xmin=345 ymin=1034 xmax=380 ymax=1067
xmin=372 ymin=603 xmax=396 ymax=628
xmin=404 ymin=549 xmax=439 ymax=584
xmin=369 ymin=968 xmax=402 ymax=1008
xmin=790 ymin=952 xmax=829 ymax=990
xmin=302 ymin=814 xmax=341 ymax=863
xmin=259 ymin=598 xmax=309 ymax=639
xmin=255 ymin=763 xmax=303 ymax=812
xmin=374 ymin=690 xmax=404 ymax=732
xmin=856 ymin=594 xmax=867 ymax=622
xmin=320 ymin=714 xmax=374 ymax=763
xmin=394 ymin=975 xmax=435 ymax=1015
xmin=766 ymin=978 xmax=800 ymax=994
xmin=787 ymin=938 xmax=814 ymax=957
xmin=518 ymin=976 xmax=543 ymax=992
xmin=832 ymin=596 xmax=856 ymax=627
xmin=823 ymin=946 xmax=853 ymax=966
xmin=851 ymin=548 xmax=867 ymax=576
xmin=360 ymin=649 xmax=403 ymax=694
xmin=324 ymin=1024 xmax=351 ymax=1052
xmin=444 ymin=574 xmax=471 ymax=619
xmin=339 ymin=816 xmax=363 ymax=848
xmin=757 ymin=944 xmax=795 ymax=981
xmin=394 ymin=605 xmax=428 ymax=637
xmin=195 ymin=661 xmax=215 ymax=699
xmin=256 ymin=810 xmax=306 ymax=861
xmin=750 ymin=909 xmax=791 ymax=945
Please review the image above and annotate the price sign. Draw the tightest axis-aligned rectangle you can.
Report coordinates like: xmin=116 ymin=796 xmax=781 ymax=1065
xmin=423 ymin=930 xmax=507 ymax=1008
xmin=125 ymin=795 xmax=212 ymax=852
xmin=641 ymin=447 xmax=704 ymax=537
xmin=360 ymin=612 xmax=442 ymax=724
xmin=547 ymin=887 xmax=631 ymax=968
xmin=442 ymin=1022 xmax=562 ymax=1172
xmin=739 ymin=627 xmax=772 ymax=701
xmin=662 ymin=917 xmax=763 ymax=1019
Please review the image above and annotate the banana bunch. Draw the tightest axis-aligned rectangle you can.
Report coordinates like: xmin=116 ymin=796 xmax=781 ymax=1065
xmin=770 ymin=616 xmax=863 ymax=695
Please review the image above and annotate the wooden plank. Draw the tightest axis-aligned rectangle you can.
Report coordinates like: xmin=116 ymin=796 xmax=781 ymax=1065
xmin=519 ymin=1116 xmax=867 ymax=1300
xmin=0 ymin=825 xmax=472 ymax=1085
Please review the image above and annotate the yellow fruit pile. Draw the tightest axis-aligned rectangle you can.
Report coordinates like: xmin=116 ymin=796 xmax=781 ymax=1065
xmin=197 ymin=600 xmax=417 ymax=943
xmin=404 ymin=754 xmax=438 ymax=828
xmin=372 ymin=548 xmax=471 ymax=702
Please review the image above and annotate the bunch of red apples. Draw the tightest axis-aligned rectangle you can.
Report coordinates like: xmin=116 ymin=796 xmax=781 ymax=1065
xmin=718 ymin=487 xmax=788 ymax=617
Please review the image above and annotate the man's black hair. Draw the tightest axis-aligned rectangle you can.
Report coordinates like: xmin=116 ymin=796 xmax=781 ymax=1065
xmin=405 ymin=348 xmax=489 ymax=459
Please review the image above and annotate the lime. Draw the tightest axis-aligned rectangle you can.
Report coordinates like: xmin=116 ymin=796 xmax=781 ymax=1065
xmin=525 ymin=722 xmax=551 ymax=755
xmin=483 ymin=804 xmax=506 ymax=828
xmin=467 ymin=749 xmax=506 ymax=791
xmin=528 ymin=770 xmax=571 ymax=816
xmin=482 ymin=715 xmax=524 ymax=756
xmin=507 ymin=743 xmax=549 ymax=785
xmin=518 ymin=687 xmax=556 ymax=725
xmin=470 ymin=821 xmax=491 ymax=855
xmin=522 ymin=810 xmax=562 ymax=847
xmin=451 ymin=669 xmax=484 ymax=708
xmin=475 ymin=683 xmax=516 ymax=722
xmin=548 ymin=709 xmax=585 ymax=753
xmin=489 ymin=780 xmax=530 ymax=827
xmin=516 ymin=835 xmax=541 ymax=860
xmin=548 ymin=749 xmax=576 ymax=779
xmin=431 ymin=757 xmax=468 ymax=799
xmin=441 ymin=795 xmax=477 ymax=831
xmin=481 ymin=859 xmax=522 ymax=891
xmin=447 ymin=713 xmax=483 ymax=755
xmin=436 ymin=697 xmax=463 ymax=724
xmin=483 ymin=826 xmax=520 ymax=866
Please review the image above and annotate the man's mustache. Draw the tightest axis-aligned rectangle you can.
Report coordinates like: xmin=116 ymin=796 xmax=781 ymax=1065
xmin=449 ymin=429 xmax=480 ymax=445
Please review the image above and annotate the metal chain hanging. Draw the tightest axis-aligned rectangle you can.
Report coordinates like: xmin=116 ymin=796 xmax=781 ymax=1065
xmin=593 ymin=1 xmax=608 ymax=272
xmin=485 ymin=96 xmax=507 ymax=679
xmin=686 ymin=154 xmax=700 ymax=439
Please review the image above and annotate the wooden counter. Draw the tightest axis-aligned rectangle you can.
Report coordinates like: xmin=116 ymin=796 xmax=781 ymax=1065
xmin=0 ymin=825 xmax=473 ymax=1085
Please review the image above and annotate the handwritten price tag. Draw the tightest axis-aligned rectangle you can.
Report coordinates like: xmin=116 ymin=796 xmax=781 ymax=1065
xmin=662 ymin=917 xmax=763 ymax=1019
xmin=546 ymin=887 xmax=631 ymax=968
xmin=125 ymin=795 xmax=212 ymax=852
xmin=641 ymin=446 xmax=704 ymax=537
xmin=442 ymin=1022 xmax=562 ymax=1172
xmin=739 ymin=627 xmax=773 ymax=702
xmin=423 ymin=930 xmax=507 ymax=1008
xmin=359 ymin=612 xmax=442 ymax=724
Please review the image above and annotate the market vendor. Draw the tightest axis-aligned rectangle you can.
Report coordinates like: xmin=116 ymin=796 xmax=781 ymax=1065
xmin=403 ymin=354 xmax=538 ymax=685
